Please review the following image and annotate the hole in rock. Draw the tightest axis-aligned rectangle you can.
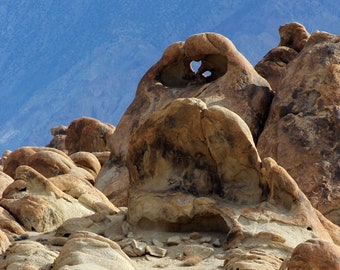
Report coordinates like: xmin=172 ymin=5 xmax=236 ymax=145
xmin=190 ymin=60 xmax=202 ymax=73
xmin=307 ymin=226 xmax=312 ymax=231
xmin=138 ymin=214 xmax=230 ymax=233
xmin=203 ymin=70 xmax=212 ymax=77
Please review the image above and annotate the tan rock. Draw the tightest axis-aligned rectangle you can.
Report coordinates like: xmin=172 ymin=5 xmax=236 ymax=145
xmin=183 ymin=244 xmax=214 ymax=259
xmin=282 ymin=239 xmax=340 ymax=270
xmin=65 ymin=117 xmax=115 ymax=155
xmin=96 ymin=32 xmax=273 ymax=206
xmin=0 ymin=206 xmax=25 ymax=235
xmin=1 ymin=240 xmax=58 ymax=269
xmin=47 ymin=125 xmax=68 ymax=151
xmin=0 ymin=229 xmax=10 ymax=254
xmin=0 ymin=150 xmax=11 ymax=166
xmin=125 ymin=97 xmax=339 ymax=267
xmin=3 ymin=147 xmax=74 ymax=178
xmin=0 ymin=165 xmax=94 ymax=232
xmin=53 ymin=231 xmax=138 ymax=270
xmin=0 ymin=171 xmax=13 ymax=196
xmin=257 ymin=31 xmax=340 ymax=224
xmin=278 ymin=22 xmax=310 ymax=52
xmin=69 ymin=151 xmax=101 ymax=180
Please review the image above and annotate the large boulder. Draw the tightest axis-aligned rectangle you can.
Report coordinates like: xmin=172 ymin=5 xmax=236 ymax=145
xmin=126 ymin=98 xmax=339 ymax=268
xmin=96 ymin=32 xmax=273 ymax=205
xmin=280 ymin=239 xmax=340 ymax=270
xmin=257 ymin=31 xmax=340 ymax=224
xmin=65 ymin=117 xmax=115 ymax=155
xmin=0 ymin=165 xmax=118 ymax=232
xmin=53 ymin=231 xmax=138 ymax=270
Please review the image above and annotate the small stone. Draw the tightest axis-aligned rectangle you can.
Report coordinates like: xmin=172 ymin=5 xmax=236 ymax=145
xmin=127 ymin=232 xmax=134 ymax=238
xmin=167 ymin=235 xmax=181 ymax=246
xmin=146 ymin=245 xmax=167 ymax=258
xmin=183 ymin=244 xmax=214 ymax=259
xmin=200 ymin=236 xmax=212 ymax=243
xmin=48 ymin=237 xmax=68 ymax=246
xmin=123 ymin=239 xmax=146 ymax=257
xmin=212 ymin=238 xmax=221 ymax=247
xmin=152 ymin=239 xmax=164 ymax=247
xmin=189 ymin=232 xmax=202 ymax=240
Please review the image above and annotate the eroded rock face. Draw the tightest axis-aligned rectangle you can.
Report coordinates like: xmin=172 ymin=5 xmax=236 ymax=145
xmin=53 ymin=231 xmax=138 ymax=270
xmin=0 ymin=172 xmax=13 ymax=196
xmin=257 ymin=31 xmax=340 ymax=225
xmin=280 ymin=239 xmax=340 ymax=270
xmin=255 ymin=22 xmax=310 ymax=91
xmin=0 ymin=165 xmax=118 ymax=232
xmin=126 ymin=98 xmax=339 ymax=268
xmin=1 ymin=240 xmax=58 ymax=269
xmin=65 ymin=117 xmax=115 ymax=155
xmin=97 ymin=32 xmax=273 ymax=205
xmin=46 ymin=125 xmax=67 ymax=151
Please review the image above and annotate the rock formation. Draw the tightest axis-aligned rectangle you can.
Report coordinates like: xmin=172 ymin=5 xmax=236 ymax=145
xmin=65 ymin=117 xmax=115 ymax=155
xmin=126 ymin=97 xmax=339 ymax=268
xmin=97 ymin=32 xmax=273 ymax=206
xmin=257 ymin=28 xmax=340 ymax=225
xmin=0 ymin=23 xmax=338 ymax=270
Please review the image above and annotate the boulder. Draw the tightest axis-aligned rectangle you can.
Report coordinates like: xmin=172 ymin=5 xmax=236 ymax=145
xmin=3 ymin=147 xmax=74 ymax=178
xmin=0 ymin=171 xmax=13 ymax=196
xmin=257 ymin=31 xmax=340 ymax=224
xmin=47 ymin=125 xmax=68 ymax=151
xmin=69 ymin=151 xmax=101 ymax=181
xmin=65 ymin=117 xmax=115 ymax=155
xmin=53 ymin=231 xmax=138 ymax=270
xmin=126 ymin=98 xmax=339 ymax=268
xmin=255 ymin=22 xmax=310 ymax=91
xmin=280 ymin=239 xmax=340 ymax=270
xmin=0 ymin=206 xmax=25 ymax=236
xmin=96 ymin=32 xmax=273 ymax=205
xmin=0 ymin=240 xmax=58 ymax=269
xmin=0 ymin=165 xmax=95 ymax=232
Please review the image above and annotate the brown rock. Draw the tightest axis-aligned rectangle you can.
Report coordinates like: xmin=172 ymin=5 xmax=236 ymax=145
xmin=0 ymin=150 xmax=11 ymax=166
xmin=69 ymin=151 xmax=101 ymax=181
xmin=125 ymin=97 xmax=339 ymax=267
xmin=53 ymin=231 xmax=138 ymax=270
xmin=46 ymin=125 xmax=68 ymax=151
xmin=0 ymin=206 xmax=25 ymax=235
xmin=96 ymin=32 xmax=273 ymax=206
xmin=1 ymin=240 xmax=58 ymax=269
xmin=65 ymin=117 xmax=115 ymax=155
xmin=3 ymin=147 xmax=74 ymax=178
xmin=0 ymin=165 xmax=94 ymax=232
xmin=282 ymin=239 xmax=340 ymax=270
xmin=278 ymin=22 xmax=310 ymax=52
xmin=255 ymin=22 xmax=310 ymax=91
xmin=0 ymin=171 xmax=13 ymax=196
xmin=257 ymin=31 xmax=340 ymax=224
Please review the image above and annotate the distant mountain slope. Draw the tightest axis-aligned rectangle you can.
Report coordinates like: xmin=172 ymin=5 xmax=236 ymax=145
xmin=0 ymin=0 xmax=339 ymax=154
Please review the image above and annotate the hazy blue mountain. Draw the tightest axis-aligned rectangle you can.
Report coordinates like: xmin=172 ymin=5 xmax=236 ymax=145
xmin=0 ymin=0 xmax=339 ymax=154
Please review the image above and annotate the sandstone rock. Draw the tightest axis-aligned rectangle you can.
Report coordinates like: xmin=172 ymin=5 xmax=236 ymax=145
xmin=3 ymin=147 xmax=74 ymax=178
xmin=167 ymin=236 xmax=181 ymax=246
xmin=123 ymin=239 xmax=147 ymax=257
xmin=96 ymin=32 xmax=273 ymax=206
xmin=47 ymin=125 xmax=68 ymax=151
xmin=257 ymin=31 xmax=340 ymax=225
xmin=1 ymin=240 xmax=58 ymax=270
xmin=53 ymin=231 xmax=138 ymax=270
xmin=0 ymin=165 xmax=94 ymax=232
xmin=0 ymin=206 xmax=25 ymax=236
xmin=281 ymin=239 xmax=340 ymax=270
xmin=0 ymin=171 xmax=13 ymax=196
xmin=92 ymin=151 xmax=111 ymax=166
xmin=65 ymin=117 xmax=115 ymax=155
xmin=146 ymin=245 xmax=167 ymax=258
xmin=125 ymin=97 xmax=339 ymax=268
xmin=255 ymin=22 xmax=310 ymax=91
xmin=0 ymin=229 xmax=10 ymax=254
xmin=0 ymin=150 xmax=11 ymax=166
xmin=183 ymin=244 xmax=214 ymax=259
xmin=69 ymin=151 xmax=101 ymax=182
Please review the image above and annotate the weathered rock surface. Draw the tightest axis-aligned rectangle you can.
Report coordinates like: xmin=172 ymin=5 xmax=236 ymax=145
xmin=257 ymin=31 xmax=340 ymax=225
xmin=1 ymin=240 xmax=58 ymax=270
xmin=47 ymin=125 xmax=68 ymax=151
xmin=126 ymin=98 xmax=339 ymax=268
xmin=280 ymin=239 xmax=340 ymax=270
xmin=255 ymin=22 xmax=310 ymax=91
xmin=0 ymin=171 xmax=13 ymax=196
xmin=0 ymin=165 xmax=118 ymax=232
xmin=97 ymin=32 xmax=273 ymax=205
xmin=53 ymin=231 xmax=138 ymax=270
xmin=65 ymin=117 xmax=115 ymax=155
